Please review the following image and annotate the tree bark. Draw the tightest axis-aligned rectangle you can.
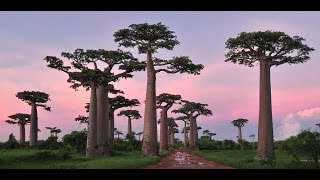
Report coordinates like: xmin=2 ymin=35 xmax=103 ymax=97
xmin=142 ymin=51 xmax=159 ymax=156
xmin=168 ymin=127 xmax=171 ymax=146
xmin=183 ymin=122 xmax=187 ymax=148
xmin=127 ymin=118 xmax=132 ymax=135
xmin=171 ymin=132 xmax=175 ymax=145
xmin=194 ymin=118 xmax=199 ymax=150
xmin=238 ymin=127 xmax=243 ymax=151
xmin=189 ymin=117 xmax=195 ymax=150
xmin=96 ymin=86 xmax=110 ymax=156
xmin=29 ymin=101 xmax=38 ymax=146
xmin=86 ymin=81 xmax=98 ymax=157
xmin=109 ymin=111 xmax=115 ymax=144
xmin=159 ymin=107 xmax=169 ymax=152
xmin=19 ymin=124 xmax=25 ymax=144
xmin=256 ymin=59 xmax=274 ymax=160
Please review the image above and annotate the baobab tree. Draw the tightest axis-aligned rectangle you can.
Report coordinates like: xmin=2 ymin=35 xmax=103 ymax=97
xmin=75 ymin=115 xmax=89 ymax=126
xmin=109 ymin=96 xmax=140 ymax=143
xmin=4 ymin=113 xmax=31 ymax=144
xmin=231 ymin=118 xmax=248 ymax=151
xmin=249 ymin=134 xmax=256 ymax=150
xmin=172 ymin=100 xmax=212 ymax=150
xmin=208 ymin=132 xmax=216 ymax=140
xmin=16 ymin=91 xmax=51 ymax=146
xmin=156 ymin=93 xmax=182 ymax=152
xmin=114 ymin=129 xmax=123 ymax=139
xmin=136 ymin=132 xmax=143 ymax=141
xmin=203 ymin=129 xmax=210 ymax=139
xmin=176 ymin=116 xmax=190 ymax=148
xmin=117 ymin=110 xmax=141 ymax=136
xmin=316 ymin=123 xmax=320 ymax=130
xmin=45 ymin=127 xmax=62 ymax=140
xmin=167 ymin=117 xmax=178 ymax=146
xmin=114 ymin=22 xmax=204 ymax=156
xmin=44 ymin=49 xmax=143 ymax=156
xmin=170 ymin=128 xmax=179 ymax=146
xmin=225 ymin=31 xmax=314 ymax=160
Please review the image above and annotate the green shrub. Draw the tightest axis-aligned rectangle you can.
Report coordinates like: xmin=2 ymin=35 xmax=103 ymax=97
xmin=62 ymin=130 xmax=87 ymax=153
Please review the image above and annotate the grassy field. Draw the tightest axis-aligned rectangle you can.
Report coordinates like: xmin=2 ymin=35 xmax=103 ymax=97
xmin=0 ymin=149 xmax=168 ymax=169
xmin=193 ymin=150 xmax=318 ymax=169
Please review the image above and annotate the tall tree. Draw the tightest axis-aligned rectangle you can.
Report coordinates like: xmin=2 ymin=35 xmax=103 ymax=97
xmin=167 ymin=117 xmax=178 ymax=146
xmin=156 ymin=93 xmax=182 ymax=152
xmin=249 ymin=134 xmax=256 ymax=150
xmin=5 ymin=113 xmax=31 ymax=144
xmin=172 ymin=100 xmax=212 ymax=150
xmin=16 ymin=91 xmax=51 ymax=146
xmin=208 ymin=132 xmax=216 ymax=140
xmin=203 ymin=129 xmax=210 ymax=138
xmin=114 ymin=22 xmax=204 ymax=156
xmin=109 ymin=96 xmax=140 ymax=143
xmin=225 ymin=31 xmax=314 ymax=160
xmin=117 ymin=110 xmax=141 ymax=135
xmin=231 ymin=118 xmax=248 ymax=151
xmin=44 ymin=49 xmax=143 ymax=156
xmin=176 ymin=116 xmax=189 ymax=148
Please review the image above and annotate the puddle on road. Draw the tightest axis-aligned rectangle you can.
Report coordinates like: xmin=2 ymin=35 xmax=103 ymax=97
xmin=172 ymin=151 xmax=204 ymax=166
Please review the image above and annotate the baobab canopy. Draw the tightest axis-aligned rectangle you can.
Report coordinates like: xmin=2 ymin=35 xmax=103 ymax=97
xmin=225 ymin=31 xmax=315 ymax=67
xmin=16 ymin=91 xmax=51 ymax=111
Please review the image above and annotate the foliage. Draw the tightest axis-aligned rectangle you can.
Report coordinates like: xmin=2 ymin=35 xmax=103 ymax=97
xmin=38 ymin=136 xmax=62 ymax=150
xmin=4 ymin=134 xmax=20 ymax=149
xmin=62 ymin=130 xmax=87 ymax=153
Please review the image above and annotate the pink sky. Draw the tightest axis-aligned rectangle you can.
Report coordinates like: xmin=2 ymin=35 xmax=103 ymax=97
xmin=1 ymin=12 xmax=320 ymax=142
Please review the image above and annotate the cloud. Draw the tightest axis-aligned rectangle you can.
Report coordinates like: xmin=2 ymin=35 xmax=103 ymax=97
xmin=275 ymin=107 xmax=320 ymax=140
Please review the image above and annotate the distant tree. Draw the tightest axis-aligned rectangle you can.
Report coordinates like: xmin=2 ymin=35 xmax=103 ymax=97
xmin=156 ymin=93 xmax=182 ymax=152
xmin=316 ymin=123 xmax=320 ymax=130
xmin=4 ymin=113 xmax=31 ymax=144
xmin=249 ymin=134 xmax=256 ymax=150
xmin=109 ymin=96 xmax=140 ymax=143
xmin=136 ymin=132 xmax=143 ymax=141
xmin=176 ymin=116 xmax=189 ymax=148
xmin=203 ymin=129 xmax=210 ymax=138
xmin=231 ymin=118 xmax=248 ymax=151
xmin=75 ymin=115 xmax=89 ymax=125
xmin=114 ymin=22 xmax=204 ymax=156
xmin=225 ymin=31 xmax=315 ymax=160
xmin=5 ymin=133 xmax=19 ymax=149
xmin=16 ymin=91 xmax=51 ymax=146
xmin=45 ymin=127 xmax=62 ymax=140
xmin=172 ymin=100 xmax=212 ymax=150
xmin=167 ymin=117 xmax=178 ymax=146
xmin=117 ymin=110 xmax=141 ymax=136
xmin=114 ymin=130 xmax=123 ymax=139
xmin=62 ymin=130 xmax=87 ymax=153
xmin=208 ymin=132 xmax=216 ymax=140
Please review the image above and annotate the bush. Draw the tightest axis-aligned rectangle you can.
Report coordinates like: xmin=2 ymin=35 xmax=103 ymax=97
xmin=4 ymin=134 xmax=20 ymax=149
xmin=198 ymin=138 xmax=216 ymax=150
xmin=38 ymin=136 xmax=62 ymax=150
xmin=32 ymin=151 xmax=57 ymax=160
xmin=62 ymin=130 xmax=87 ymax=153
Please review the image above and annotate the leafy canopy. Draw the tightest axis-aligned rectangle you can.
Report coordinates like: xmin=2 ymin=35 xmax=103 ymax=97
xmin=16 ymin=91 xmax=51 ymax=111
xmin=5 ymin=113 xmax=31 ymax=125
xmin=117 ymin=110 xmax=141 ymax=120
xmin=225 ymin=30 xmax=315 ymax=67
xmin=156 ymin=93 xmax=182 ymax=108
xmin=231 ymin=118 xmax=248 ymax=127
xmin=172 ymin=100 xmax=213 ymax=118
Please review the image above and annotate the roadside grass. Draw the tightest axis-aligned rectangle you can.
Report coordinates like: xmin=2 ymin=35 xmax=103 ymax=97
xmin=0 ymin=149 xmax=161 ymax=169
xmin=193 ymin=150 xmax=319 ymax=169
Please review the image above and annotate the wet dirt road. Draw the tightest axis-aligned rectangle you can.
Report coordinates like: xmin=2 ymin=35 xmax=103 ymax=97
xmin=143 ymin=149 xmax=233 ymax=169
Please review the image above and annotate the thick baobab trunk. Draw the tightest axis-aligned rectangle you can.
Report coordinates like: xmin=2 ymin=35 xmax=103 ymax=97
xmin=29 ymin=102 xmax=38 ymax=146
xmin=238 ymin=127 xmax=243 ymax=151
xmin=183 ymin=122 xmax=187 ymax=148
xmin=189 ymin=117 xmax=195 ymax=149
xmin=96 ymin=87 xmax=110 ymax=156
xmin=194 ymin=118 xmax=199 ymax=150
xmin=171 ymin=132 xmax=175 ymax=145
xmin=19 ymin=124 xmax=25 ymax=144
xmin=86 ymin=81 xmax=98 ymax=157
xmin=142 ymin=51 xmax=159 ymax=156
xmin=257 ymin=59 xmax=274 ymax=160
xmin=159 ymin=108 xmax=169 ymax=152
xmin=109 ymin=111 xmax=115 ymax=144
xmin=127 ymin=118 xmax=132 ymax=135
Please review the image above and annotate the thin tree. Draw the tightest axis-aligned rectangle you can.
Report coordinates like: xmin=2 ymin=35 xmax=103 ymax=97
xmin=117 ymin=110 xmax=141 ymax=136
xmin=231 ymin=118 xmax=248 ymax=151
xmin=109 ymin=96 xmax=140 ymax=143
xmin=16 ymin=91 xmax=51 ymax=146
xmin=114 ymin=22 xmax=204 ymax=156
xmin=249 ymin=134 xmax=256 ymax=150
xmin=156 ymin=93 xmax=182 ymax=152
xmin=4 ymin=113 xmax=31 ymax=144
xmin=225 ymin=31 xmax=314 ymax=160
xmin=45 ymin=127 xmax=62 ymax=140
xmin=172 ymin=100 xmax=212 ymax=150
xmin=136 ymin=132 xmax=143 ymax=141
xmin=114 ymin=130 xmax=123 ymax=139
xmin=203 ymin=129 xmax=210 ymax=139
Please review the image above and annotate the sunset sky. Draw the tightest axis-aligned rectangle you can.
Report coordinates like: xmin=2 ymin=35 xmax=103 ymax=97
xmin=1 ymin=11 xmax=320 ymax=142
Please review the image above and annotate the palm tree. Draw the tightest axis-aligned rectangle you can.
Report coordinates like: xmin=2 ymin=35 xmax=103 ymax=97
xmin=4 ymin=113 xmax=31 ymax=144
xmin=231 ymin=118 xmax=248 ymax=151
